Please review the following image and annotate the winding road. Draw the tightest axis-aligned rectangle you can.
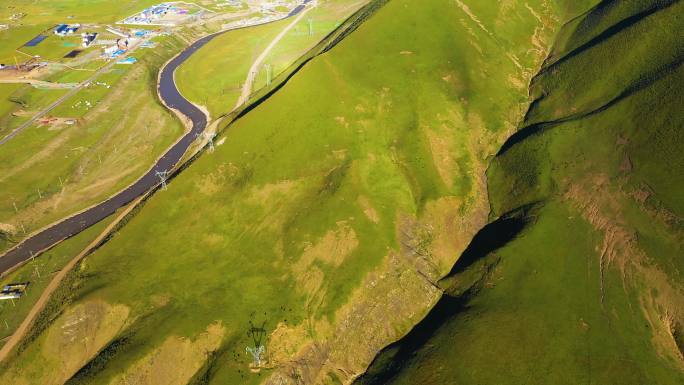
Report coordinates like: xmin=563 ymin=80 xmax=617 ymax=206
xmin=0 ymin=2 xmax=313 ymax=276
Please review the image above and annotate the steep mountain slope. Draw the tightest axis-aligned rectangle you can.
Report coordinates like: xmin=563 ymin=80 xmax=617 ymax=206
xmin=0 ymin=0 xmax=595 ymax=384
xmin=358 ymin=1 xmax=684 ymax=384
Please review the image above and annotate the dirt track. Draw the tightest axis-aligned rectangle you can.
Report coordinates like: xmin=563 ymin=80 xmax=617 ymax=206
xmin=235 ymin=1 xmax=316 ymax=108
xmin=0 ymin=195 xmax=144 ymax=362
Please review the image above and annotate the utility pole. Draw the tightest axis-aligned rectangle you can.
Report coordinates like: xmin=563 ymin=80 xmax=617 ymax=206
xmin=308 ymin=18 xmax=313 ymax=36
xmin=12 ymin=201 xmax=18 ymax=213
xmin=37 ymin=188 xmax=42 ymax=199
xmin=156 ymin=170 xmax=169 ymax=190
xmin=198 ymin=132 xmax=216 ymax=153
xmin=265 ymin=64 xmax=272 ymax=86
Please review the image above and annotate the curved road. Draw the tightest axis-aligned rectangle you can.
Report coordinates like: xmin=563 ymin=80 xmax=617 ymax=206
xmin=0 ymin=3 xmax=311 ymax=275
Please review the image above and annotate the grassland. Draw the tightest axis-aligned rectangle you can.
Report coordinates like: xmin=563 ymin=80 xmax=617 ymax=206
xmin=0 ymin=34 xmax=186 ymax=253
xmin=0 ymin=0 xmax=162 ymax=64
xmin=358 ymin=1 xmax=684 ymax=384
xmin=1 ymin=0 xmax=203 ymax=255
xmin=175 ymin=0 xmax=369 ymax=118
xmin=250 ymin=0 xmax=369 ymax=91
xmin=0 ymin=0 xmax=591 ymax=384
xmin=175 ymin=18 xmax=292 ymax=117
xmin=0 ymin=85 xmax=69 ymax=136
xmin=0 ymin=213 xmax=116 ymax=345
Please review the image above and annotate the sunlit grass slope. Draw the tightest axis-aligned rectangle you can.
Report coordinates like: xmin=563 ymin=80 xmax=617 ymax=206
xmin=0 ymin=0 xmax=577 ymax=384
xmin=0 ymin=214 xmax=116 ymax=345
xmin=175 ymin=0 xmax=369 ymax=118
xmin=358 ymin=1 xmax=684 ymax=384
xmin=175 ymin=18 xmax=290 ymax=117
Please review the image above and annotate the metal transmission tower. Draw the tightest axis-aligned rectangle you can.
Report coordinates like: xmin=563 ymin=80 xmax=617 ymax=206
xmin=246 ymin=345 xmax=265 ymax=367
xmin=197 ymin=131 xmax=217 ymax=153
xmin=265 ymin=64 xmax=272 ymax=86
xmin=156 ymin=170 xmax=170 ymax=190
xmin=246 ymin=320 xmax=267 ymax=368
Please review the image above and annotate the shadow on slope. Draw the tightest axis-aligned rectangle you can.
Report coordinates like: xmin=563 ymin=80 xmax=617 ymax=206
xmin=356 ymin=207 xmax=532 ymax=385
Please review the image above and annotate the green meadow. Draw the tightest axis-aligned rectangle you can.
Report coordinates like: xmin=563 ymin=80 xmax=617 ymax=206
xmin=175 ymin=18 xmax=291 ymax=117
xmin=0 ymin=214 xmax=115 ymax=345
xmin=250 ymin=0 xmax=370 ymax=91
xmin=175 ymin=0 xmax=369 ymax=118
xmin=1 ymin=0 xmax=682 ymax=384
xmin=0 ymin=0 xmax=161 ymax=63
xmin=0 ymin=35 xmax=186 ymax=254
xmin=359 ymin=1 xmax=684 ymax=384
xmin=0 ymin=0 xmax=596 ymax=384
xmin=1 ymin=0 xmax=197 ymax=255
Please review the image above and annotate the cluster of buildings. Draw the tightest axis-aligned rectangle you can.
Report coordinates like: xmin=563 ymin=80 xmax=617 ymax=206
xmin=54 ymin=23 xmax=80 ymax=36
xmin=121 ymin=3 xmax=192 ymax=25
xmin=82 ymin=32 xmax=98 ymax=47
xmin=0 ymin=282 xmax=29 ymax=300
xmin=104 ymin=37 xmax=132 ymax=57
xmin=54 ymin=24 xmax=98 ymax=48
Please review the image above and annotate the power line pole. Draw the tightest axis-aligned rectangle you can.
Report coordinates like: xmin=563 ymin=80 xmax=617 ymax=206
xmin=265 ymin=64 xmax=272 ymax=86
xmin=156 ymin=170 xmax=169 ymax=191
xmin=199 ymin=132 xmax=216 ymax=153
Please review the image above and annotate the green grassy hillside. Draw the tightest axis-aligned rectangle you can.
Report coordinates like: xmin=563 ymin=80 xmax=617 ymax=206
xmin=0 ymin=0 xmax=585 ymax=384
xmin=358 ymin=1 xmax=684 ymax=384
xmin=175 ymin=0 xmax=369 ymax=118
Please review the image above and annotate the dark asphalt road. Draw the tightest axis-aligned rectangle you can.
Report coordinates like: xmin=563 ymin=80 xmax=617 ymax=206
xmin=0 ymin=4 xmax=311 ymax=276
xmin=0 ymin=35 xmax=212 ymax=274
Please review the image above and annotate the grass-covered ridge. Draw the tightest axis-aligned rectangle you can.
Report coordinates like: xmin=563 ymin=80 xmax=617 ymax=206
xmin=358 ymin=0 xmax=684 ymax=383
xmin=0 ymin=0 xmax=576 ymax=384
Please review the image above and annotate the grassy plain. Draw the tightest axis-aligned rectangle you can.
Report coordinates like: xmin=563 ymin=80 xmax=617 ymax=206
xmin=0 ymin=85 xmax=69 ymax=136
xmin=0 ymin=0 xmax=161 ymax=63
xmin=0 ymin=214 xmax=115 ymax=345
xmin=175 ymin=0 xmax=368 ymax=118
xmin=0 ymin=0 xmax=201 ymax=254
xmin=250 ymin=0 xmax=369 ymax=91
xmin=0 ymin=0 xmax=579 ymax=384
xmin=0 ymin=34 xmax=186 ymax=253
xmin=175 ymin=18 xmax=290 ymax=117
